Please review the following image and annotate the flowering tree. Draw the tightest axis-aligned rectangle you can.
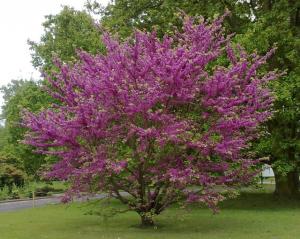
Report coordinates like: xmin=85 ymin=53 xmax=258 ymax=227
xmin=23 ymin=14 xmax=277 ymax=226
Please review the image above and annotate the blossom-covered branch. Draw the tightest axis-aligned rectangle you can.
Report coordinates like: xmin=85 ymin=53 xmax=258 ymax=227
xmin=23 ymin=14 xmax=277 ymax=226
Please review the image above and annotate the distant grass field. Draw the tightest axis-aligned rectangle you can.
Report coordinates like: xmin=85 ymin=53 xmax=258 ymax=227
xmin=0 ymin=186 xmax=300 ymax=239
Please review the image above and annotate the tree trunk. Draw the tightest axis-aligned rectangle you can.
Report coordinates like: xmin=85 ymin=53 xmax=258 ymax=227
xmin=274 ymin=169 xmax=299 ymax=198
xmin=140 ymin=214 xmax=154 ymax=227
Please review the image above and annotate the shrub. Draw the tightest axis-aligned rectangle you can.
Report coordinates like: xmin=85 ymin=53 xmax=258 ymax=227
xmin=0 ymin=164 xmax=26 ymax=189
xmin=0 ymin=185 xmax=10 ymax=200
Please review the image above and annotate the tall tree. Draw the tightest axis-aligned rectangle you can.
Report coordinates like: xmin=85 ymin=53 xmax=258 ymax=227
xmin=28 ymin=6 xmax=105 ymax=73
xmin=23 ymin=15 xmax=276 ymax=226
xmin=93 ymin=0 xmax=251 ymax=38
xmin=236 ymin=0 xmax=300 ymax=197
xmin=0 ymin=80 xmax=53 ymax=178
xmin=0 ymin=126 xmax=8 ymax=152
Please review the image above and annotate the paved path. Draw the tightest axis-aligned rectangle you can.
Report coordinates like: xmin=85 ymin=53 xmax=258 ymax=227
xmin=0 ymin=193 xmax=113 ymax=213
xmin=0 ymin=196 xmax=61 ymax=212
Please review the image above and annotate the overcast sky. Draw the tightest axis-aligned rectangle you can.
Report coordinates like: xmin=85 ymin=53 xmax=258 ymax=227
xmin=0 ymin=0 xmax=109 ymax=108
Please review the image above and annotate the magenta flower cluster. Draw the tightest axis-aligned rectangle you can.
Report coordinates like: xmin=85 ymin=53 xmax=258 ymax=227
xmin=23 ymin=14 xmax=277 ymax=220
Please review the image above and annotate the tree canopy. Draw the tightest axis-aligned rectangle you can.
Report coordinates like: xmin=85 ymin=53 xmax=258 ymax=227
xmin=95 ymin=0 xmax=251 ymax=38
xmin=235 ymin=0 xmax=300 ymax=196
xmin=28 ymin=6 xmax=105 ymax=73
xmin=0 ymin=80 xmax=52 ymax=178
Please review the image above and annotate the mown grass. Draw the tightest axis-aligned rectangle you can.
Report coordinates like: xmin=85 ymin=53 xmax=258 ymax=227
xmin=0 ymin=186 xmax=300 ymax=239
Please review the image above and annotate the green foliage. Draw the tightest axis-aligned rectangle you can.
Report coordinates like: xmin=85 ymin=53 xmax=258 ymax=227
xmin=0 ymin=185 xmax=10 ymax=200
xmin=0 ymin=154 xmax=25 ymax=188
xmin=28 ymin=6 xmax=105 ymax=73
xmin=0 ymin=181 xmax=67 ymax=201
xmin=0 ymin=80 xmax=53 ymax=178
xmin=0 ymin=163 xmax=26 ymax=190
xmin=96 ymin=0 xmax=251 ymax=39
xmin=0 ymin=126 xmax=9 ymax=152
xmin=235 ymin=0 xmax=300 ymax=175
xmin=10 ymin=183 xmax=21 ymax=199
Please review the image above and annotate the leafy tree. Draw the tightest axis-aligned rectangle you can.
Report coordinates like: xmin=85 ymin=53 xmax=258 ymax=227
xmin=0 ymin=6 xmax=106 ymax=179
xmin=89 ymin=0 xmax=251 ymax=38
xmin=23 ymin=15 xmax=276 ymax=226
xmin=0 ymin=126 xmax=9 ymax=152
xmin=0 ymin=126 xmax=26 ymax=189
xmin=235 ymin=0 xmax=300 ymax=197
xmin=28 ymin=6 xmax=105 ymax=73
xmin=0 ymin=80 xmax=53 ymax=178
xmin=95 ymin=0 xmax=300 ymax=197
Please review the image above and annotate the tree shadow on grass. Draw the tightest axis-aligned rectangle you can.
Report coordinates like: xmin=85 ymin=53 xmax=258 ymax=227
xmin=47 ymin=203 xmax=243 ymax=235
xmin=71 ymin=191 xmax=300 ymax=231
xmin=219 ymin=192 xmax=300 ymax=211
xmin=115 ymin=212 xmax=248 ymax=235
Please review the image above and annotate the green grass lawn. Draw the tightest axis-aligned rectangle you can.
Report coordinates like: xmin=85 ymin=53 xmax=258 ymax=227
xmin=0 ymin=187 xmax=300 ymax=239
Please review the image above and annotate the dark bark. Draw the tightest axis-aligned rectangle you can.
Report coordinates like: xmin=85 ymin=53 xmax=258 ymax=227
xmin=274 ymin=169 xmax=299 ymax=198
xmin=288 ymin=0 xmax=300 ymax=27
xmin=295 ymin=7 xmax=300 ymax=26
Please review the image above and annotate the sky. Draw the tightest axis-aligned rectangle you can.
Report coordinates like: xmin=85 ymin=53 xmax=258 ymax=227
xmin=0 ymin=0 xmax=109 ymax=108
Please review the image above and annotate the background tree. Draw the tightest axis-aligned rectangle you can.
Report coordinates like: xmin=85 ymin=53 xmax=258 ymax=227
xmin=0 ymin=3 xmax=121 ymax=186
xmin=0 ymin=80 xmax=53 ymax=178
xmin=236 ymin=0 xmax=300 ymax=197
xmin=0 ymin=126 xmax=9 ymax=152
xmin=92 ymin=0 xmax=251 ymax=38
xmin=0 ymin=5 xmax=107 ymax=180
xmin=93 ymin=0 xmax=300 ymax=197
xmin=28 ymin=6 xmax=105 ymax=73
xmin=23 ymin=15 xmax=276 ymax=226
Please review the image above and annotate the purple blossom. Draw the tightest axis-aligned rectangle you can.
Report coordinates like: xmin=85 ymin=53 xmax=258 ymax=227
xmin=22 ymin=13 xmax=277 ymax=221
